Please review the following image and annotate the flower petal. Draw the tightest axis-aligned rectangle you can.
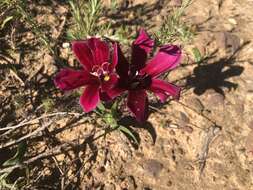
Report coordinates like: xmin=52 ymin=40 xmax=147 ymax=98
xmin=101 ymin=73 xmax=118 ymax=92
xmin=80 ymin=84 xmax=100 ymax=112
xmin=127 ymin=90 xmax=148 ymax=123
xmin=149 ymin=79 xmax=181 ymax=102
xmin=140 ymin=45 xmax=181 ymax=77
xmin=107 ymin=86 xmax=126 ymax=99
xmin=72 ymin=41 xmax=94 ymax=71
xmin=131 ymin=29 xmax=154 ymax=71
xmin=115 ymin=43 xmax=129 ymax=78
xmin=109 ymin=42 xmax=118 ymax=72
xmin=54 ymin=68 xmax=96 ymax=91
xmin=87 ymin=38 xmax=110 ymax=65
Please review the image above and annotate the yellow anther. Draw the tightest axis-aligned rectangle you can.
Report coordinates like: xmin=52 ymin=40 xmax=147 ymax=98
xmin=104 ymin=75 xmax=110 ymax=81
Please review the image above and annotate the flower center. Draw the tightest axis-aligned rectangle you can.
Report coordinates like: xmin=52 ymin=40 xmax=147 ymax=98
xmin=91 ymin=62 xmax=110 ymax=82
xmin=127 ymin=72 xmax=152 ymax=90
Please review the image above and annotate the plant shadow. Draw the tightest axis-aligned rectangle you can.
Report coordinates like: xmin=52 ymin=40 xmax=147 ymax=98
xmin=186 ymin=42 xmax=249 ymax=96
xmin=119 ymin=116 xmax=157 ymax=146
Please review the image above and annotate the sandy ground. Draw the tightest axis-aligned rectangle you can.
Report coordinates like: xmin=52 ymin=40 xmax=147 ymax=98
xmin=1 ymin=0 xmax=253 ymax=189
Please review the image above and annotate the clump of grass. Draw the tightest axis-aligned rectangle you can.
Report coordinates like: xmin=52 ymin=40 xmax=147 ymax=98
xmin=0 ymin=0 xmax=52 ymax=52
xmin=42 ymin=97 xmax=55 ymax=112
xmin=67 ymin=0 xmax=131 ymax=44
xmin=68 ymin=0 xmax=109 ymax=40
xmin=154 ymin=0 xmax=194 ymax=45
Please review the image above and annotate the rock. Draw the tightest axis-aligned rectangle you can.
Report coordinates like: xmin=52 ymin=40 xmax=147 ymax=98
xmin=169 ymin=130 xmax=176 ymax=136
xmin=234 ymin=102 xmax=245 ymax=115
xmin=169 ymin=0 xmax=182 ymax=7
xmin=104 ymin=183 xmax=116 ymax=190
xmin=182 ymin=126 xmax=193 ymax=133
xmin=62 ymin=42 xmax=70 ymax=48
xmin=206 ymin=90 xmax=225 ymax=108
xmin=248 ymin=120 xmax=253 ymax=130
xmin=120 ymin=176 xmax=136 ymax=190
xmin=228 ymin=18 xmax=237 ymax=25
xmin=186 ymin=97 xmax=204 ymax=113
xmin=179 ymin=112 xmax=190 ymax=125
xmin=142 ymin=159 xmax=164 ymax=177
xmin=224 ymin=23 xmax=234 ymax=32
xmin=215 ymin=32 xmax=241 ymax=54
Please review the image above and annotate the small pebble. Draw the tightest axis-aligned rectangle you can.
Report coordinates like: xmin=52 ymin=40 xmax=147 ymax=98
xmin=62 ymin=42 xmax=70 ymax=48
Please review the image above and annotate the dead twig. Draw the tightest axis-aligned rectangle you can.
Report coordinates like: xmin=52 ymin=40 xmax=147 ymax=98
xmin=198 ymin=125 xmax=221 ymax=176
xmin=0 ymin=121 xmax=53 ymax=149
xmin=0 ymin=112 xmax=83 ymax=132
xmin=0 ymin=139 xmax=71 ymax=174
xmin=0 ymin=129 xmax=109 ymax=174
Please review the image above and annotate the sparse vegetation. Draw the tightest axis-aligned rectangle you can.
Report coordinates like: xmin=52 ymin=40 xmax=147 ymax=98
xmin=1 ymin=0 xmax=250 ymax=189
xmin=154 ymin=0 xmax=194 ymax=45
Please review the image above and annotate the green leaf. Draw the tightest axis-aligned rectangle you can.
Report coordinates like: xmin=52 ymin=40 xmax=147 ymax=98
xmin=104 ymin=113 xmax=117 ymax=128
xmin=97 ymin=102 xmax=106 ymax=112
xmin=0 ymin=16 xmax=13 ymax=30
xmin=192 ymin=47 xmax=202 ymax=63
xmin=111 ymin=100 xmax=120 ymax=119
xmin=3 ymin=142 xmax=27 ymax=167
xmin=118 ymin=126 xmax=138 ymax=144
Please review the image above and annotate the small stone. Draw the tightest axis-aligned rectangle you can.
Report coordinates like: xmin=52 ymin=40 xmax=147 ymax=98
xmin=215 ymin=32 xmax=241 ymax=54
xmin=97 ymin=166 xmax=105 ymax=173
xmin=168 ymin=123 xmax=179 ymax=129
xmin=184 ymin=164 xmax=194 ymax=170
xmin=135 ymin=152 xmax=144 ymax=158
xmin=142 ymin=159 xmax=163 ymax=177
xmin=186 ymin=97 xmax=204 ymax=113
xmin=248 ymin=120 xmax=253 ymax=130
xmin=167 ymin=180 xmax=173 ymax=186
xmin=120 ymin=176 xmax=136 ymax=190
xmin=62 ymin=42 xmax=70 ymax=48
xmin=104 ymin=183 xmax=116 ymax=190
xmin=169 ymin=0 xmax=182 ymax=6
xmin=207 ymin=92 xmax=225 ymax=106
xmin=224 ymin=23 xmax=234 ymax=32
xmin=245 ymin=131 xmax=253 ymax=154
xmin=234 ymin=102 xmax=244 ymax=114
xmin=182 ymin=126 xmax=194 ymax=133
xmin=179 ymin=112 xmax=190 ymax=124
xmin=169 ymin=130 xmax=176 ymax=136
xmin=228 ymin=18 xmax=237 ymax=25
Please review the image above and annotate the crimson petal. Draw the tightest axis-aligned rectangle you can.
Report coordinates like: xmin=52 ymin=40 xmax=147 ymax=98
xmin=107 ymin=87 xmax=126 ymax=99
xmin=72 ymin=41 xmax=94 ymax=71
xmin=140 ymin=45 xmax=181 ymax=77
xmin=149 ymin=79 xmax=181 ymax=102
xmin=54 ymin=68 xmax=96 ymax=91
xmin=115 ymin=44 xmax=129 ymax=79
xmin=109 ymin=42 xmax=118 ymax=72
xmin=127 ymin=90 xmax=148 ymax=123
xmin=131 ymin=29 xmax=154 ymax=71
xmin=80 ymin=84 xmax=100 ymax=112
xmin=101 ymin=73 xmax=118 ymax=92
xmin=87 ymin=38 xmax=110 ymax=65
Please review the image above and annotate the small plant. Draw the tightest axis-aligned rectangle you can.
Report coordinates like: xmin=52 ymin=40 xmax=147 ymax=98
xmin=0 ymin=142 xmax=27 ymax=190
xmin=68 ymin=0 xmax=107 ymax=40
xmin=42 ymin=97 xmax=55 ymax=112
xmin=54 ymin=29 xmax=182 ymax=133
xmin=154 ymin=0 xmax=194 ymax=45
xmin=67 ymin=0 xmax=133 ymax=44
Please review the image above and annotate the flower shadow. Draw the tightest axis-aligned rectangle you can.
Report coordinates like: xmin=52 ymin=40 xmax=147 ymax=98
xmin=186 ymin=42 xmax=248 ymax=96
xmin=118 ymin=116 xmax=157 ymax=146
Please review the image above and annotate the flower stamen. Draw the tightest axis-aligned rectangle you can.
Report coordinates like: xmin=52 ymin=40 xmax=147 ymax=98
xmin=104 ymin=75 xmax=110 ymax=81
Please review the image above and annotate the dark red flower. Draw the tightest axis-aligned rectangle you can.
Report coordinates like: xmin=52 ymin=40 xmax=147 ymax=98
xmin=109 ymin=29 xmax=182 ymax=122
xmin=54 ymin=38 xmax=118 ymax=112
